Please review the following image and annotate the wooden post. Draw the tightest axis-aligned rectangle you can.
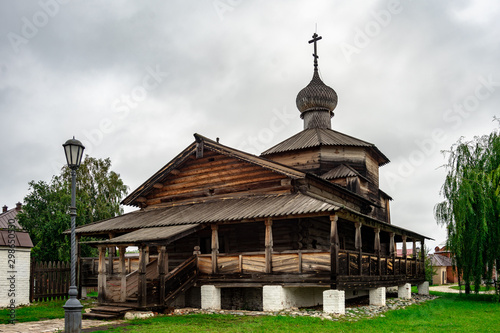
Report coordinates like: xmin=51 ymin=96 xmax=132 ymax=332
xmin=211 ymin=225 xmax=219 ymax=274
xmin=420 ymin=238 xmax=425 ymax=276
xmin=329 ymin=214 xmax=339 ymax=287
xmin=265 ymin=218 xmax=273 ymax=274
xmin=374 ymin=228 xmax=381 ymax=276
xmin=355 ymin=222 xmax=362 ymax=275
xmin=402 ymin=235 xmax=407 ymax=276
xmin=412 ymin=239 xmax=417 ymax=276
xmin=389 ymin=233 xmax=395 ymax=275
xmin=138 ymin=245 xmax=147 ymax=307
xmin=108 ymin=233 xmax=115 ymax=276
xmin=97 ymin=246 xmax=106 ymax=303
xmin=119 ymin=246 xmax=127 ymax=302
xmin=158 ymin=246 xmax=167 ymax=303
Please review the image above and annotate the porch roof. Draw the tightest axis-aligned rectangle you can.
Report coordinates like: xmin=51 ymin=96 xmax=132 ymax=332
xmin=83 ymin=224 xmax=204 ymax=246
xmin=73 ymin=193 xmax=341 ymax=235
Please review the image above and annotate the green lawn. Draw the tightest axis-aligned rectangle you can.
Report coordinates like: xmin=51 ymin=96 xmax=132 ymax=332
xmin=87 ymin=292 xmax=500 ymax=333
xmin=0 ymin=297 xmax=97 ymax=324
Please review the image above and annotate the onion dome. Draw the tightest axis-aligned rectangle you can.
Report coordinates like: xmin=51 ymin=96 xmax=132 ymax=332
xmin=296 ymin=69 xmax=338 ymax=117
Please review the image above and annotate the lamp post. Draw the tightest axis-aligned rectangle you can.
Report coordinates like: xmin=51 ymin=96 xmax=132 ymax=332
xmin=62 ymin=137 xmax=85 ymax=333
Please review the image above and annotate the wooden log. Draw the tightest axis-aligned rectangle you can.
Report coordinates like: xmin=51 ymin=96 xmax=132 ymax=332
xmin=211 ymin=225 xmax=219 ymax=274
xmin=158 ymin=246 xmax=166 ymax=303
xmin=355 ymin=222 xmax=362 ymax=276
xmin=265 ymin=218 xmax=273 ymax=274
xmin=138 ymin=245 xmax=147 ymax=307
xmin=330 ymin=214 xmax=339 ymax=286
xmin=374 ymin=228 xmax=381 ymax=276
xmin=97 ymin=246 xmax=106 ymax=303
xmin=119 ymin=246 xmax=127 ymax=302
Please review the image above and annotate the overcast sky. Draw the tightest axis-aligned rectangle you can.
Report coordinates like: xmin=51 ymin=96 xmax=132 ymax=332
xmin=1 ymin=1 xmax=499 ymax=252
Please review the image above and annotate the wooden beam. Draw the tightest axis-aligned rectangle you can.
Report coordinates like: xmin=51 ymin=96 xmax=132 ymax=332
xmin=374 ymin=228 xmax=381 ymax=276
xmin=119 ymin=246 xmax=127 ymax=302
xmin=329 ymin=214 xmax=339 ymax=287
xmin=402 ymin=235 xmax=407 ymax=276
xmin=389 ymin=233 xmax=395 ymax=276
xmin=138 ymin=245 xmax=147 ymax=307
xmin=196 ymin=139 xmax=204 ymax=158
xmin=97 ymin=246 xmax=106 ymax=303
xmin=108 ymin=233 xmax=115 ymax=276
xmin=158 ymin=246 xmax=167 ymax=303
xmin=265 ymin=218 xmax=273 ymax=274
xmin=211 ymin=224 xmax=219 ymax=274
xmin=355 ymin=222 xmax=362 ymax=276
xmin=152 ymin=183 xmax=164 ymax=189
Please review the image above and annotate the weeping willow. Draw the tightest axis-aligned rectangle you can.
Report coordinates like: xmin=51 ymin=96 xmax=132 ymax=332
xmin=435 ymin=128 xmax=500 ymax=295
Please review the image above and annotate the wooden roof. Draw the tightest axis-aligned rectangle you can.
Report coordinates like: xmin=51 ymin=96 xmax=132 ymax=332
xmin=261 ymin=128 xmax=390 ymax=166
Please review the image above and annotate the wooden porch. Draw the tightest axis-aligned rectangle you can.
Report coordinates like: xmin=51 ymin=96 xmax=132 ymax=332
xmin=88 ymin=213 xmax=427 ymax=310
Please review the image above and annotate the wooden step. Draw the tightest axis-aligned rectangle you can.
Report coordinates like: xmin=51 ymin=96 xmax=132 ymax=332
xmin=83 ymin=312 xmax=121 ymax=320
xmin=90 ymin=305 xmax=134 ymax=314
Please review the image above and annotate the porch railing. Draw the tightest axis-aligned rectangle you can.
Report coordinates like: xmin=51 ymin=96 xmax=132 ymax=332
xmin=197 ymin=250 xmax=423 ymax=278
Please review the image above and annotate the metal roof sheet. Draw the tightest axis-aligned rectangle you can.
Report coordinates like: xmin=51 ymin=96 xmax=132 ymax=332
xmin=261 ymin=128 xmax=390 ymax=165
xmin=0 ymin=208 xmax=24 ymax=230
xmin=321 ymin=164 xmax=360 ymax=180
xmin=76 ymin=193 xmax=341 ymax=235
xmin=86 ymin=224 xmax=201 ymax=245
xmin=430 ymin=254 xmax=453 ymax=267
xmin=0 ymin=230 xmax=33 ymax=248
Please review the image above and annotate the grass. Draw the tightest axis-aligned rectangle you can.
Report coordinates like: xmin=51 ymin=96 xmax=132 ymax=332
xmin=0 ymin=297 xmax=97 ymax=324
xmin=86 ymin=292 xmax=500 ymax=333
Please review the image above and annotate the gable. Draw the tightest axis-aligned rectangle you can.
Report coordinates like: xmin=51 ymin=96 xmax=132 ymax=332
xmin=144 ymin=150 xmax=293 ymax=207
xmin=122 ymin=134 xmax=305 ymax=208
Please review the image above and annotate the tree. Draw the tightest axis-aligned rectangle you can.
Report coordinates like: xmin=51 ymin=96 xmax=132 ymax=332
xmin=18 ymin=156 xmax=129 ymax=262
xmin=435 ymin=128 xmax=500 ymax=295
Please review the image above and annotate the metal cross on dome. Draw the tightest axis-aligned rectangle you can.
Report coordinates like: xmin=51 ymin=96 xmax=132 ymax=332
xmin=309 ymin=33 xmax=322 ymax=69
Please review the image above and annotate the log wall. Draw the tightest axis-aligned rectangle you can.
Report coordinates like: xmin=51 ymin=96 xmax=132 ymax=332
xmin=145 ymin=151 xmax=292 ymax=206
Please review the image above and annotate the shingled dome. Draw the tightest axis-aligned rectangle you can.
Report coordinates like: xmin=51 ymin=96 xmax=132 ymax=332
xmin=296 ymin=69 xmax=338 ymax=116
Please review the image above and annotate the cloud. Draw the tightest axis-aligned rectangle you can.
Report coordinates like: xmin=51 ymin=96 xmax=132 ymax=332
xmin=1 ymin=0 xmax=499 ymax=252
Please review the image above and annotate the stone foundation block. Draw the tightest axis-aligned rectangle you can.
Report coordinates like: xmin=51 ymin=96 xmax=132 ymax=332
xmin=323 ymin=289 xmax=345 ymax=315
xmin=418 ymin=281 xmax=429 ymax=295
xmin=263 ymin=285 xmax=286 ymax=311
xmin=398 ymin=283 xmax=411 ymax=299
xmin=369 ymin=287 xmax=386 ymax=306
xmin=201 ymin=285 xmax=221 ymax=310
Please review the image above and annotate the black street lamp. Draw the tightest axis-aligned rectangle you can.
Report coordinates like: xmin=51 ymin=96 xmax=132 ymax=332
xmin=62 ymin=137 xmax=85 ymax=333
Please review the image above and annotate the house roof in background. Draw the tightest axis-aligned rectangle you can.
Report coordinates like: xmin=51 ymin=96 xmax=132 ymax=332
xmin=0 ymin=205 xmax=33 ymax=248
xmin=430 ymin=254 xmax=453 ymax=267
xmin=0 ymin=206 xmax=24 ymax=230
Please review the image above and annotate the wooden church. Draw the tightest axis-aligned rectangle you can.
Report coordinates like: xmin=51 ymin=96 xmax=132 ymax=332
xmin=76 ymin=34 xmax=429 ymax=316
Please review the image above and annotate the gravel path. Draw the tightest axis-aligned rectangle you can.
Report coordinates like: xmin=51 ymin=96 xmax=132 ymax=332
xmin=429 ymin=284 xmax=497 ymax=294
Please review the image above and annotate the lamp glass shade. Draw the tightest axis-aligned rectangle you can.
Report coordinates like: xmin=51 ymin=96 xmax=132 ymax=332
xmin=63 ymin=137 xmax=85 ymax=169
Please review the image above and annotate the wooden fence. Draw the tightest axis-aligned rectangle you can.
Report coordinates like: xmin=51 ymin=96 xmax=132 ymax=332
xmin=30 ymin=261 xmax=70 ymax=302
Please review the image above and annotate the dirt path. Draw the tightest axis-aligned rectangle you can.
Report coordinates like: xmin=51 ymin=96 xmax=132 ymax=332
xmin=0 ymin=318 xmax=124 ymax=333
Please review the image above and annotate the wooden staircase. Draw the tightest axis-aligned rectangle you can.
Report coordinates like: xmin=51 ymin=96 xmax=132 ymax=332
xmin=85 ymin=256 xmax=199 ymax=319
xmin=163 ymin=255 xmax=198 ymax=305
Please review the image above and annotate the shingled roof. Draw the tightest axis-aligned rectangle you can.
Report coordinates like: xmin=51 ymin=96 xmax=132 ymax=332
xmin=261 ymin=128 xmax=390 ymax=166
xmin=76 ymin=193 xmax=341 ymax=236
